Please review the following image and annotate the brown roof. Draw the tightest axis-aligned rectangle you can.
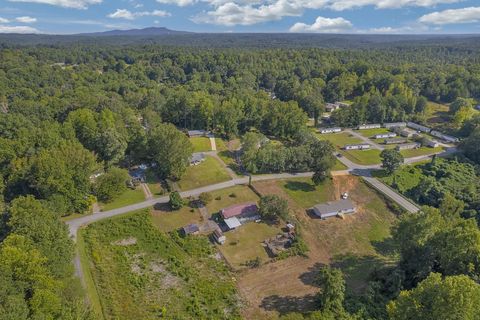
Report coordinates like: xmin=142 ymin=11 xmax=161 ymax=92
xmin=221 ymin=202 xmax=258 ymax=219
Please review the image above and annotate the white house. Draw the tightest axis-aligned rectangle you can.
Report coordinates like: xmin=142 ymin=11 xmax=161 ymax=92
xmin=407 ymin=122 xmax=431 ymax=133
xmin=313 ymin=199 xmax=356 ymax=219
xmin=344 ymin=143 xmax=371 ymax=150
xmin=374 ymin=133 xmax=397 ymax=139
xmin=384 ymin=138 xmax=407 ymax=145
xmin=320 ymin=127 xmax=342 ymax=134
xmin=358 ymin=124 xmax=381 ymax=130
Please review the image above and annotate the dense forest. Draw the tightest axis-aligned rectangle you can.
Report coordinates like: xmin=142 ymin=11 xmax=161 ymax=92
xmin=1 ymin=38 xmax=480 ymax=319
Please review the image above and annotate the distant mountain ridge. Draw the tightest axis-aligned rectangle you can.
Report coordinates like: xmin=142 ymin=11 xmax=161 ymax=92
xmin=79 ymin=27 xmax=193 ymax=36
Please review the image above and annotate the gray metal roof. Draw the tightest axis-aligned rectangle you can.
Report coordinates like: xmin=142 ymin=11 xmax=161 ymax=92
xmin=190 ymin=152 xmax=205 ymax=163
xmin=313 ymin=199 xmax=355 ymax=215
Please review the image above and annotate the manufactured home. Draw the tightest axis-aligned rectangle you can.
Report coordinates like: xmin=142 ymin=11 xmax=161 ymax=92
xmin=430 ymin=130 xmax=459 ymax=143
xmin=407 ymin=122 xmax=431 ymax=133
xmin=343 ymin=143 xmax=371 ymax=150
xmin=320 ymin=127 xmax=342 ymax=134
xmin=374 ymin=133 xmax=397 ymax=139
xmin=396 ymin=142 xmax=421 ymax=150
xmin=383 ymin=122 xmax=407 ymax=129
xmin=358 ymin=124 xmax=381 ymax=130
xmin=424 ymin=139 xmax=440 ymax=148
xmin=313 ymin=199 xmax=356 ymax=219
xmin=384 ymin=138 xmax=407 ymax=145
xmin=399 ymin=128 xmax=416 ymax=138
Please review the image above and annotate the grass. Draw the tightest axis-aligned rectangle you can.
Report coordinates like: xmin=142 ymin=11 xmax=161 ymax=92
xmin=342 ymin=149 xmax=382 ymax=165
xmin=215 ymin=138 xmax=228 ymax=152
xmin=205 ymin=186 xmax=259 ymax=214
xmin=218 ymin=222 xmax=282 ymax=269
xmin=356 ymin=128 xmax=390 ymax=138
xmin=400 ymin=146 xmax=444 ymax=158
xmin=100 ymin=187 xmax=145 ymax=211
xmin=279 ymin=177 xmax=334 ymax=209
xmin=316 ymin=132 xmax=363 ymax=150
xmin=177 ymin=156 xmax=231 ymax=191
xmin=151 ymin=205 xmax=203 ymax=233
xmin=145 ymin=169 xmax=165 ymax=197
xmin=190 ymin=137 xmax=212 ymax=152
xmin=81 ymin=211 xmax=240 ymax=320
xmin=332 ymin=159 xmax=348 ymax=171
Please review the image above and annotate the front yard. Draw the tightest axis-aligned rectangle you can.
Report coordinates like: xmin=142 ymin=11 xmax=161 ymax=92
xmin=177 ymin=156 xmax=231 ymax=191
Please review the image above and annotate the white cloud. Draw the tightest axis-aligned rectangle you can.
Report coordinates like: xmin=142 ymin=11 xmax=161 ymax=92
xmin=319 ymin=0 xmax=461 ymax=11
xmin=108 ymin=9 xmax=170 ymax=20
xmin=193 ymin=0 xmax=302 ymax=25
xmin=289 ymin=16 xmax=352 ymax=32
xmin=15 ymin=16 xmax=37 ymax=23
xmin=0 ymin=25 xmax=40 ymax=33
xmin=156 ymin=0 xmax=197 ymax=7
xmin=0 ymin=17 xmax=9 ymax=23
xmin=8 ymin=0 xmax=102 ymax=9
xmin=419 ymin=7 xmax=480 ymax=25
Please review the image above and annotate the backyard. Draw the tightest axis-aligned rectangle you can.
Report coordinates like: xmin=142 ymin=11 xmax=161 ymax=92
xmin=190 ymin=136 xmax=212 ymax=152
xmin=177 ymin=156 xmax=231 ymax=190
xmin=151 ymin=204 xmax=203 ymax=233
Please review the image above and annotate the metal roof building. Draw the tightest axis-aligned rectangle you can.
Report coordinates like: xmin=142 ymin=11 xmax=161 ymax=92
xmin=313 ymin=199 xmax=356 ymax=219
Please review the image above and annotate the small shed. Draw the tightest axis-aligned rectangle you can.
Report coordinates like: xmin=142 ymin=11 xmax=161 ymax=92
xmin=312 ymin=199 xmax=356 ymax=219
xmin=182 ymin=224 xmax=200 ymax=235
xmin=213 ymin=229 xmax=226 ymax=245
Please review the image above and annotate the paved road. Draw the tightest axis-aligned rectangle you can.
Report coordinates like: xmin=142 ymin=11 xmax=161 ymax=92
xmin=363 ymin=177 xmax=419 ymax=213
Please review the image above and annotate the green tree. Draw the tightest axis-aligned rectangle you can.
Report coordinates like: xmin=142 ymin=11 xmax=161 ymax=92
xmin=380 ymin=149 xmax=404 ymax=174
xmin=169 ymin=191 xmax=184 ymax=210
xmin=198 ymin=192 xmax=212 ymax=206
xmin=259 ymin=195 xmax=289 ymax=222
xmin=315 ymin=266 xmax=346 ymax=313
xmin=387 ymin=273 xmax=480 ymax=320
xmin=94 ymin=167 xmax=129 ymax=202
xmin=460 ymin=128 xmax=480 ymax=165
xmin=148 ymin=123 xmax=193 ymax=180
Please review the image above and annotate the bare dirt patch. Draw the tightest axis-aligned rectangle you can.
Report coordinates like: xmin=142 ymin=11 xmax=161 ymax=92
xmin=112 ymin=237 xmax=137 ymax=246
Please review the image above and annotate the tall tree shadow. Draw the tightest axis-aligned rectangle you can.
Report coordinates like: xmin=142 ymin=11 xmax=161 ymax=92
xmin=284 ymin=180 xmax=316 ymax=192
xmin=260 ymin=294 xmax=318 ymax=315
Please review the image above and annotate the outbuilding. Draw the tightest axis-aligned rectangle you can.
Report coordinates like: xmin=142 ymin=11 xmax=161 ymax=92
xmin=312 ymin=199 xmax=356 ymax=219
xmin=190 ymin=152 xmax=206 ymax=166
xmin=182 ymin=224 xmax=200 ymax=236
xmin=213 ymin=229 xmax=226 ymax=245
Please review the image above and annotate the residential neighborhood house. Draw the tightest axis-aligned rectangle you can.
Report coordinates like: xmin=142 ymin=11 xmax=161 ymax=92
xmin=430 ymin=130 xmax=459 ymax=143
xmin=358 ymin=124 xmax=381 ymax=130
xmin=396 ymin=142 xmax=421 ymax=150
xmin=187 ymin=130 xmax=208 ymax=137
xmin=221 ymin=202 xmax=259 ymax=230
xmin=384 ymin=138 xmax=407 ymax=145
xmin=320 ymin=127 xmax=342 ymax=134
xmin=383 ymin=122 xmax=407 ymax=129
xmin=344 ymin=143 xmax=371 ymax=150
xmin=312 ymin=199 xmax=356 ymax=219
xmin=407 ymin=122 xmax=431 ymax=133
xmin=374 ymin=133 xmax=396 ymax=139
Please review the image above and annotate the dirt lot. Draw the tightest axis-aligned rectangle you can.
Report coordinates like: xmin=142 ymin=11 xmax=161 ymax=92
xmin=238 ymin=176 xmax=396 ymax=319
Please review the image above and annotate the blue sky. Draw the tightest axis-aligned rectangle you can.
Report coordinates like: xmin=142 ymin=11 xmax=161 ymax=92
xmin=0 ymin=0 xmax=479 ymax=34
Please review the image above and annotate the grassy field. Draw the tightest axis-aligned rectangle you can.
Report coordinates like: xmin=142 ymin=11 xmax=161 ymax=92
xmin=205 ymin=185 xmax=259 ymax=214
xmin=82 ymin=211 xmax=240 ymax=320
xmin=316 ymin=132 xmax=363 ymax=150
xmin=278 ymin=177 xmax=334 ymax=209
xmin=356 ymin=128 xmax=390 ymax=138
xmin=219 ymin=222 xmax=282 ymax=269
xmin=177 ymin=156 xmax=231 ymax=191
xmin=100 ymin=187 xmax=145 ymax=211
xmin=215 ymin=138 xmax=228 ymax=151
xmin=400 ymin=146 xmax=444 ymax=158
xmin=332 ymin=159 xmax=348 ymax=170
xmin=151 ymin=205 xmax=203 ymax=233
xmin=190 ymin=137 xmax=212 ymax=152
xmin=342 ymin=149 xmax=382 ymax=165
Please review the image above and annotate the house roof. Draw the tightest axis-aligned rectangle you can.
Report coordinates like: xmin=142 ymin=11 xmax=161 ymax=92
xmin=183 ymin=224 xmax=200 ymax=234
xmin=224 ymin=217 xmax=242 ymax=229
xmin=221 ymin=202 xmax=258 ymax=219
xmin=188 ymin=130 xmax=207 ymax=136
xmin=313 ymin=199 xmax=355 ymax=216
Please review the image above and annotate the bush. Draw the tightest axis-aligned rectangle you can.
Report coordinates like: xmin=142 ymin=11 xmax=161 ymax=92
xmin=169 ymin=191 xmax=184 ymax=210
xmin=199 ymin=192 xmax=213 ymax=205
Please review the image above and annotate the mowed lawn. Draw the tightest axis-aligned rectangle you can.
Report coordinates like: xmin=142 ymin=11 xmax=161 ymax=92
xmin=218 ymin=222 xmax=282 ymax=269
xmin=100 ymin=187 xmax=145 ymax=211
xmin=190 ymin=137 xmax=212 ymax=152
xmin=151 ymin=205 xmax=203 ymax=233
xmin=342 ymin=149 xmax=382 ymax=165
xmin=356 ymin=128 xmax=390 ymax=138
xmin=145 ymin=169 xmax=164 ymax=197
xmin=333 ymin=159 xmax=348 ymax=171
xmin=278 ymin=177 xmax=335 ymax=209
xmin=177 ymin=156 xmax=231 ymax=191
xmin=205 ymin=185 xmax=259 ymax=214
xmin=400 ymin=146 xmax=444 ymax=158
xmin=316 ymin=132 xmax=363 ymax=150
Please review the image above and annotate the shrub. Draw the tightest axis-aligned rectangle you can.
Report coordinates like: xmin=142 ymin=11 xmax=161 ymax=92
xmin=169 ymin=191 xmax=184 ymax=210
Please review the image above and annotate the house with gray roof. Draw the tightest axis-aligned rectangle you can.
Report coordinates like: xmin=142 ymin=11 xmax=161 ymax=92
xmin=312 ymin=199 xmax=356 ymax=219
